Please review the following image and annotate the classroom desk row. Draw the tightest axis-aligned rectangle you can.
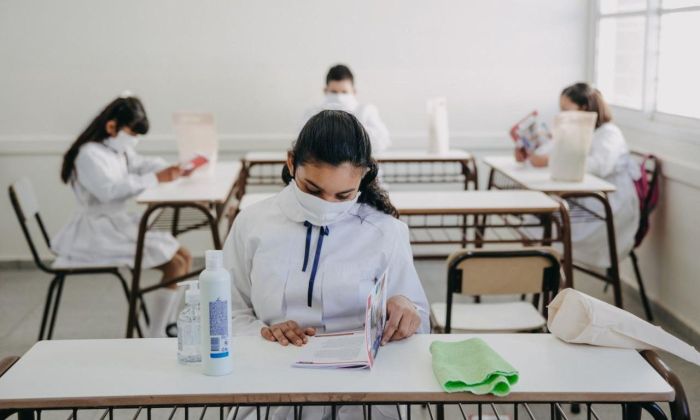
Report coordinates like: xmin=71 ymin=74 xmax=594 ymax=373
xmin=0 ymin=334 xmax=688 ymax=420
xmin=126 ymin=150 xmax=620 ymax=338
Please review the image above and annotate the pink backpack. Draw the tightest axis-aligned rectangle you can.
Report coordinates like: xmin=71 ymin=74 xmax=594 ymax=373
xmin=633 ymin=155 xmax=660 ymax=248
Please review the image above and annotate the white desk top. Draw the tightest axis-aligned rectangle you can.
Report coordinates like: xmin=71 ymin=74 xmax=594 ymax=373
xmin=136 ymin=161 xmax=242 ymax=204
xmin=483 ymin=156 xmax=616 ymax=194
xmin=240 ymin=190 xmax=561 ymax=215
xmin=0 ymin=335 xmax=672 ymax=408
xmin=244 ymin=149 xmax=472 ymax=164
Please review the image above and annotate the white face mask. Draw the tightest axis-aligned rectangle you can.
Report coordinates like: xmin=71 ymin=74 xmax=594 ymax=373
xmin=324 ymin=93 xmax=358 ymax=111
xmin=290 ymin=180 xmax=359 ymax=226
xmin=108 ymin=131 xmax=140 ymax=152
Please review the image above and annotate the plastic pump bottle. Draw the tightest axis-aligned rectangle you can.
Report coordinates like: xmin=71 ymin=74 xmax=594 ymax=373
xmin=200 ymin=250 xmax=233 ymax=376
xmin=177 ymin=280 xmax=201 ymax=364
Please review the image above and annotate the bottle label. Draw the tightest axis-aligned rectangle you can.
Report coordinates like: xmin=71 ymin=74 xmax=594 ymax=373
xmin=208 ymin=298 xmax=230 ymax=358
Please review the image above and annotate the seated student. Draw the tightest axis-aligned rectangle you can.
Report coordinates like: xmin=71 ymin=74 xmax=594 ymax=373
xmin=53 ymin=94 xmax=192 ymax=337
xmin=302 ymin=64 xmax=391 ymax=153
xmin=223 ymin=110 xmax=428 ymax=420
xmin=515 ymin=83 xmax=641 ymax=268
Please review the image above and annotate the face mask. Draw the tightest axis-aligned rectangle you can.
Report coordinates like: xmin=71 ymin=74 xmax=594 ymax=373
xmin=290 ymin=180 xmax=359 ymax=226
xmin=108 ymin=131 xmax=140 ymax=152
xmin=324 ymin=93 xmax=358 ymax=111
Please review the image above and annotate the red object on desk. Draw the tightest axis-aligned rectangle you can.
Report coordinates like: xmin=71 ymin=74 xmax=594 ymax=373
xmin=181 ymin=155 xmax=209 ymax=176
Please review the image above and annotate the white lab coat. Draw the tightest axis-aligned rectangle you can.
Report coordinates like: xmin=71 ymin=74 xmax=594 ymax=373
xmin=223 ymin=184 xmax=428 ymax=420
xmin=537 ymin=123 xmax=641 ymax=268
xmin=302 ymin=100 xmax=392 ymax=153
xmin=51 ymin=142 xmax=180 ymax=269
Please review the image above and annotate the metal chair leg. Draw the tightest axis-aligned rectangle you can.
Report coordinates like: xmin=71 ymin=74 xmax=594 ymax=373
xmin=46 ymin=275 xmax=66 ymax=340
xmin=112 ymin=271 xmax=148 ymax=338
xmin=38 ymin=275 xmax=60 ymax=340
xmin=630 ymin=251 xmax=654 ymax=321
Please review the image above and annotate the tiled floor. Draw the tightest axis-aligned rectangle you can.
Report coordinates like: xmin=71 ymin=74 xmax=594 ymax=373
xmin=0 ymin=262 xmax=698 ymax=419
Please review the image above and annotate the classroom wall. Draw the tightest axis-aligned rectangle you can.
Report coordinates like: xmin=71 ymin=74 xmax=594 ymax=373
xmin=0 ymin=0 xmax=589 ymax=260
xmin=615 ymin=112 xmax=700 ymax=334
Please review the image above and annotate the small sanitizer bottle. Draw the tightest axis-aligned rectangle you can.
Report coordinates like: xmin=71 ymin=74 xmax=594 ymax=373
xmin=177 ymin=280 xmax=201 ymax=364
xmin=200 ymin=250 xmax=233 ymax=376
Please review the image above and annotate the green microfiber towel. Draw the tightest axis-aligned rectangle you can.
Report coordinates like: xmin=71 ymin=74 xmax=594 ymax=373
xmin=430 ymin=338 xmax=519 ymax=397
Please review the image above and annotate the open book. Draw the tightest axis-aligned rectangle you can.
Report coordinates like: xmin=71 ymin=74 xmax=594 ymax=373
xmin=509 ymin=110 xmax=551 ymax=153
xmin=293 ymin=272 xmax=387 ymax=369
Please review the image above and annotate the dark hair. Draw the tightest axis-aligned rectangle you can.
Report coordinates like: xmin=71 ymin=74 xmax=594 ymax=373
xmin=326 ymin=64 xmax=354 ymax=85
xmin=60 ymin=96 xmax=149 ymax=183
xmin=561 ymin=82 xmax=612 ymax=129
xmin=282 ymin=110 xmax=398 ymax=218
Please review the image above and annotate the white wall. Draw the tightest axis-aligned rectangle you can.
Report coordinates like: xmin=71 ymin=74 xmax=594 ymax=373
xmin=614 ymin=110 xmax=700 ymax=333
xmin=0 ymin=0 xmax=588 ymax=261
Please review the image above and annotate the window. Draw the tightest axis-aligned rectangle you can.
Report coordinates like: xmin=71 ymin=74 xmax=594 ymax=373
xmin=594 ymin=0 xmax=700 ymax=121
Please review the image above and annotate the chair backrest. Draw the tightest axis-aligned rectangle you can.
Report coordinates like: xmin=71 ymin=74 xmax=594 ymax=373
xmin=630 ymin=152 xmax=661 ymax=248
xmin=445 ymin=247 xmax=561 ymax=329
xmin=8 ymin=178 xmax=53 ymax=272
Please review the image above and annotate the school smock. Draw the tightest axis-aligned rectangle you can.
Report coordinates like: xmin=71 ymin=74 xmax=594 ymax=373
xmin=302 ymin=99 xmax=392 ymax=153
xmin=538 ymin=123 xmax=641 ymax=268
xmin=223 ymin=183 xmax=430 ymax=337
xmin=51 ymin=142 xmax=180 ymax=269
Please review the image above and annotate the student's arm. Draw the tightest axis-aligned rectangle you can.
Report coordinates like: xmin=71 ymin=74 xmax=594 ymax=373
xmin=359 ymin=104 xmax=391 ymax=153
xmin=125 ymin=148 xmax=168 ymax=175
xmin=384 ymin=222 xmax=430 ymax=336
xmin=75 ymin=146 xmax=158 ymax=203
xmin=223 ymin=216 xmax=268 ymax=336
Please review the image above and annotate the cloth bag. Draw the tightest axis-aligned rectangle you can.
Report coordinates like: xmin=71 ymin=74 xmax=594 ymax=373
xmin=548 ymin=288 xmax=700 ymax=366
xmin=427 ymin=97 xmax=449 ymax=154
xmin=549 ymin=111 xmax=597 ymax=182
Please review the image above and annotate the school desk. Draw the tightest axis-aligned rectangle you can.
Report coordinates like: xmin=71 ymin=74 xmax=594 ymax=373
xmin=237 ymin=149 xmax=478 ymax=198
xmin=0 ymin=334 xmax=685 ymax=420
xmin=482 ymin=156 xmax=625 ymax=310
xmin=238 ymin=190 xmax=574 ymax=286
xmin=125 ymin=161 xmax=242 ymax=338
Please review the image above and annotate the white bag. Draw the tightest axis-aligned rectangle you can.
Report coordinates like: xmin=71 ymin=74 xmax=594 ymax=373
xmin=173 ymin=112 xmax=219 ymax=177
xmin=427 ymin=97 xmax=449 ymax=154
xmin=549 ymin=111 xmax=597 ymax=182
xmin=548 ymin=288 xmax=700 ymax=366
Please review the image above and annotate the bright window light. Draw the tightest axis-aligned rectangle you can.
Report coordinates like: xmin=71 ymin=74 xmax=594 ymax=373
xmin=595 ymin=16 xmax=646 ymax=109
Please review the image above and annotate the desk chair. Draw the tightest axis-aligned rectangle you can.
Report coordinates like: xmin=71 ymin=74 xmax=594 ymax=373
xmin=431 ymin=248 xmax=561 ymax=333
xmin=629 ymin=153 xmax=661 ymax=321
xmin=9 ymin=178 xmax=149 ymax=340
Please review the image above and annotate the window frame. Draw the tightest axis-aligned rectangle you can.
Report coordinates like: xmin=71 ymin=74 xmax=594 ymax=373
xmin=590 ymin=0 xmax=700 ymax=130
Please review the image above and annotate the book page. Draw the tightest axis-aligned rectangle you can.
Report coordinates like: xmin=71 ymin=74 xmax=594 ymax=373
xmin=293 ymin=332 xmax=367 ymax=368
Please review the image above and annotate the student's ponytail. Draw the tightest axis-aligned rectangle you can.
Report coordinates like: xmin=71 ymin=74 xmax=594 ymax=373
xmin=561 ymin=82 xmax=612 ymax=129
xmin=60 ymin=95 xmax=150 ymax=183
xmin=282 ymin=110 xmax=399 ymax=218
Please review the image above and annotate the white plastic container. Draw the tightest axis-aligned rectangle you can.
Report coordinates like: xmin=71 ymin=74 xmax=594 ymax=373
xmin=427 ymin=97 xmax=450 ymax=154
xmin=549 ymin=111 xmax=597 ymax=182
xmin=177 ymin=280 xmax=201 ymax=364
xmin=199 ymin=250 xmax=233 ymax=376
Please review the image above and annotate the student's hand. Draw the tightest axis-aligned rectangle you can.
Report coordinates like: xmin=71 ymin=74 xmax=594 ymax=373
xmin=382 ymin=295 xmax=421 ymax=345
xmin=261 ymin=320 xmax=316 ymax=347
xmin=528 ymin=154 xmax=549 ymax=168
xmin=514 ymin=147 xmax=528 ymax=162
xmin=156 ymin=165 xmax=182 ymax=183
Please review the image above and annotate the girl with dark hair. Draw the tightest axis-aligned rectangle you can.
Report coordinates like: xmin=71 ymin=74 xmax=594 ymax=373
xmin=224 ymin=111 xmax=427 ymax=331
xmin=223 ymin=110 xmax=427 ymax=418
xmin=52 ymin=94 xmax=192 ymax=337
xmin=516 ymin=83 xmax=641 ymax=268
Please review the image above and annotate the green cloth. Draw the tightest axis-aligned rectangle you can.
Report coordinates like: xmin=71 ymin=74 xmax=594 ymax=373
xmin=430 ymin=338 xmax=519 ymax=397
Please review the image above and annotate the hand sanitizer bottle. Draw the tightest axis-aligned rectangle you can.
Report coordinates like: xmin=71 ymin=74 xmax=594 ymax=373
xmin=177 ymin=280 xmax=201 ymax=364
xmin=200 ymin=250 xmax=233 ymax=376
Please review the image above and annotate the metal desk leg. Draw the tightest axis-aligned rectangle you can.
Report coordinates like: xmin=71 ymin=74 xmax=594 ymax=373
xmin=555 ymin=199 xmax=574 ymax=289
xmin=600 ymin=193 xmax=622 ymax=308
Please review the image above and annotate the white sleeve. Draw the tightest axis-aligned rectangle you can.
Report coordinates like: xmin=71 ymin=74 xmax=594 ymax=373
xmin=358 ymin=104 xmax=391 ymax=153
xmin=125 ymin=148 xmax=168 ymax=175
xmin=75 ymin=147 xmax=158 ymax=203
xmin=386 ymin=221 xmax=430 ymax=333
xmin=586 ymin=128 xmax=626 ymax=178
xmin=223 ymin=215 xmax=268 ymax=336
